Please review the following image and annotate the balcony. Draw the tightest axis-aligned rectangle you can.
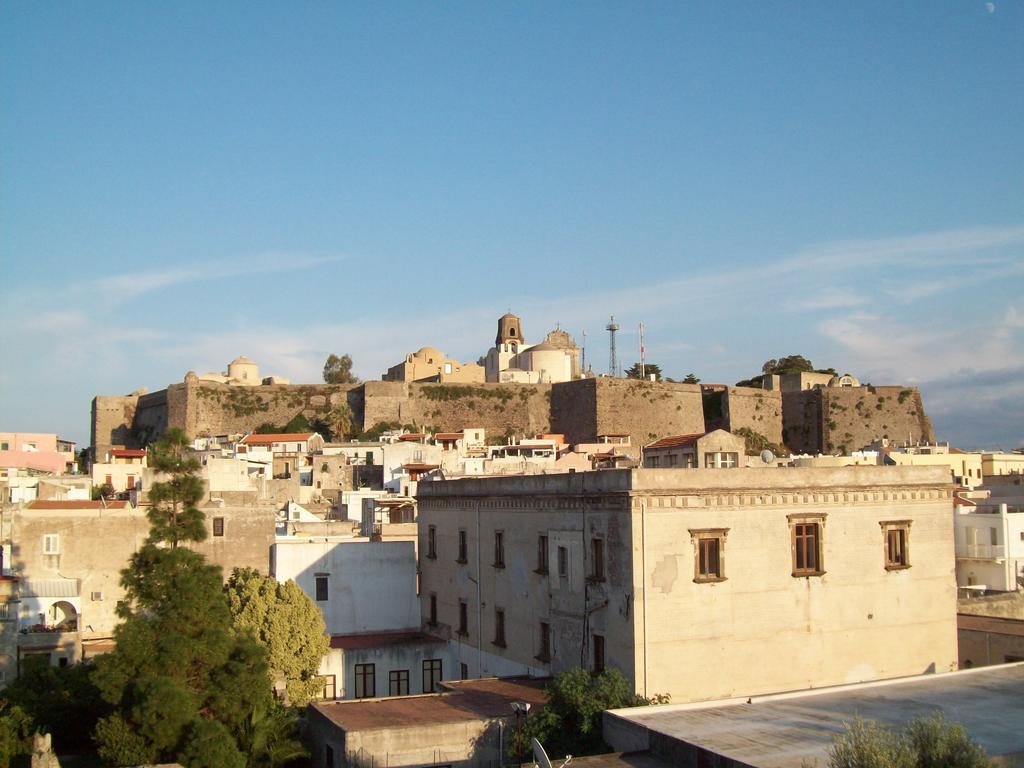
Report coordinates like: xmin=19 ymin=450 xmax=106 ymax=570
xmin=956 ymin=543 xmax=1006 ymax=560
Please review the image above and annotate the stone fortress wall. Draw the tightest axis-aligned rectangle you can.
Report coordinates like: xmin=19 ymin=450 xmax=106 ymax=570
xmin=92 ymin=373 xmax=931 ymax=460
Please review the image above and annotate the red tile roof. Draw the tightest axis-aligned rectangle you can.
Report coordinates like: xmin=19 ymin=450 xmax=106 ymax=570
xmin=329 ymin=630 xmax=444 ymax=650
xmin=645 ymin=433 xmax=705 ymax=450
xmin=398 ymin=433 xmax=427 ymax=441
xmin=434 ymin=433 xmax=464 ymax=440
xmin=239 ymin=432 xmax=315 ymax=445
xmin=28 ymin=500 xmax=131 ymax=510
xmin=110 ymin=449 xmax=147 ymax=458
xmin=403 ymin=463 xmax=440 ymax=472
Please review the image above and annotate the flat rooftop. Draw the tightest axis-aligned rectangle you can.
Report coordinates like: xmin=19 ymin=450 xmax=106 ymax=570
xmin=418 ymin=465 xmax=951 ymax=498
xmin=312 ymin=676 xmax=548 ymax=731
xmin=605 ymin=664 xmax=1024 ymax=768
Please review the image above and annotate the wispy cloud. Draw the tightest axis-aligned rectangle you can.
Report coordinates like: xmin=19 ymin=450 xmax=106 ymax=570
xmin=84 ymin=253 xmax=347 ymax=301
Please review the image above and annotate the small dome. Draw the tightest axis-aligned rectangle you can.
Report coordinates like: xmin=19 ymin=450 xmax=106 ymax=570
xmin=231 ymin=355 xmax=255 ymax=365
xmin=415 ymin=346 xmax=444 ymax=359
xmin=527 ymin=341 xmax=561 ymax=353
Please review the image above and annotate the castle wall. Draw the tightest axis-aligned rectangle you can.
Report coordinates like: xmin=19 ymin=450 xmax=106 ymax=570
xmin=820 ymin=386 xmax=934 ymax=453
xmin=179 ymin=380 xmax=362 ymax=437
xmin=782 ymin=390 xmax=822 ymax=454
xmin=90 ymin=394 xmax=141 ymax=459
xmin=720 ymin=387 xmax=783 ymax=448
xmin=549 ymin=378 xmax=705 ymax=449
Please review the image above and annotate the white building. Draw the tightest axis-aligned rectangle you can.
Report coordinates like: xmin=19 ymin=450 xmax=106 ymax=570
xmin=955 ymin=502 xmax=1024 ymax=592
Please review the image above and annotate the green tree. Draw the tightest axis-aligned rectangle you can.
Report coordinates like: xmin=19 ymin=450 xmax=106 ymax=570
xmin=625 ymin=362 xmax=663 ymax=381
xmin=0 ymin=701 xmax=32 ymax=768
xmin=682 ymin=373 xmax=701 ymax=384
xmin=91 ymin=431 xmax=285 ymax=767
xmin=323 ymin=353 xmax=359 ymax=385
xmin=510 ymin=668 xmax=669 ymax=761
xmin=146 ymin=427 xmax=206 ymax=547
xmin=225 ymin=567 xmax=330 ymax=707
xmin=1 ymin=662 xmax=109 ymax=752
xmin=828 ymin=714 xmax=989 ymax=768
xmin=283 ymin=412 xmax=313 ymax=434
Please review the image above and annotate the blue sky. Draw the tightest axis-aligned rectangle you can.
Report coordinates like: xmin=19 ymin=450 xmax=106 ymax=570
xmin=2 ymin=2 xmax=1022 ymax=449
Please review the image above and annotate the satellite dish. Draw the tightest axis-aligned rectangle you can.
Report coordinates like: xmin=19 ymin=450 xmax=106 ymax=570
xmin=760 ymin=449 xmax=775 ymax=465
xmin=532 ymin=738 xmax=553 ymax=768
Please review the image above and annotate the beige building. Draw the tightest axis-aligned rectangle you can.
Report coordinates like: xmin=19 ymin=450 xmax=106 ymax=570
xmin=982 ymin=453 xmax=1024 ymax=478
xmin=483 ymin=313 xmax=581 ymax=384
xmin=417 ymin=466 xmax=957 ymax=702
xmin=642 ymin=429 xmax=746 ymax=469
xmin=383 ymin=346 xmax=485 ymax=384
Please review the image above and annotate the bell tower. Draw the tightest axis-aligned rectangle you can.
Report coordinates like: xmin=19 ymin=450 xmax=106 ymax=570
xmin=495 ymin=312 xmax=525 ymax=347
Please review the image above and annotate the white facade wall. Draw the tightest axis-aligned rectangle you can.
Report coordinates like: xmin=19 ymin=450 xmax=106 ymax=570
xmin=272 ymin=539 xmax=420 ymax=635
xmin=955 ymin=504 xmax=1024 ymax=591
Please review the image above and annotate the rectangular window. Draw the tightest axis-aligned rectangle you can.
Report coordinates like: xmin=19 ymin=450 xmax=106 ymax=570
xmin=457 ymin=529 xmax=467 ymax=563
xmin=537 ymin=621 xmax=551 ymax=662
xmin=318 ymin=674 xmax=336 ymax=699
xmin=43 ymin=534 xmax=60 ymax=555
xmin=105 ymin=474 xmax=112 ymax=486
xmin=0 ymin=604 xmax=10 ymax=621
xmin=590 ymin=538 xmax=605 ymax=581
xmin=493 ymin=608 xmax=506 ymax=647
xmin=592 ymin=634 xmax=605 ymax=674
xmin=882 ymin=521 xmax=911 ymax=569
xmin=690 ymin=528 xmax=728 ymax=582
xmin=127 ymin=474 xmax=135 ymax=489
xmin=460 ymin=662 xmax=469 ymax=680
xmin=213 ymin=517 xmax=225 ymax=537
xmin=536 ymin=534 xmax=549 ymax=574
xmin=422 ymin=658 xmax=443 ymax=693
xmin=705 ymin=452 xmax=739 ymax=468
xmin=428 ymin=593 xmax=438 ymax=626
xmin=458 ymin=600 xmax=468 ymax=636
xmin=792 ymin=520 xmax=823 ymax=576
xmin=494 ymin=530 xmax=505 ymax=568
xmin=326 ymin=745 xmax=335 ymax=768
xmin=354 ymin=663 xmax=375 ymax=698
xmin=389 ymin=669 xmax=409 ymax=696
xmin=315 ymin=575 xmax=329 ymax=601
xmin=427 ymin=525 xmax=437 ymax=559
xmin=557 ymin=546 xmax=568 ymax=577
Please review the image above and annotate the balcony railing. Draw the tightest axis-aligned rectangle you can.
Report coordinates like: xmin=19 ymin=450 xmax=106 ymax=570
xmin=956 ymin=543 xmax=1006 ymax=559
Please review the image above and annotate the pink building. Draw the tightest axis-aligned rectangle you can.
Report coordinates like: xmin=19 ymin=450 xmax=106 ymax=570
xmin=0 ymin=433 xmax=77 ymax=475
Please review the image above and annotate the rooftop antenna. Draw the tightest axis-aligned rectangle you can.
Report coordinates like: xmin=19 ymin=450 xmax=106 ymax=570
xmin=639 ymin=321 xmax=645 ymax=379
xmin=606 ymin=315 xmax=620 ymax=377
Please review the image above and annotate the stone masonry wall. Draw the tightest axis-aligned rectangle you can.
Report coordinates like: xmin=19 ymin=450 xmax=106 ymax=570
xmin=721 ymin=387 xmax=783 ymax=447
xmin=782 ymin=390 xmax=822 ymax=454
xmin=179 ymin=380 xmax=362 ymax=437
xmin=90 ymin=394 xmax=141 ymax=459
xmin=820 ymin=386 xmax=934 ymax=453
xmin=593 ymin=378 xmax=705 ymax=447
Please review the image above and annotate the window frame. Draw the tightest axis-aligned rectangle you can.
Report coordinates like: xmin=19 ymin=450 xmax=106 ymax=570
xmin=493 ymin=607 xmax=506 ymax=647
xmin=422 ymin=658 xmax=443 ymax=693
xmin=789 ymin=514 xmax=826 ymax=578
xmin=536 ymin=621 xmax=551 ymax=663
xmin=212 ymin=517 xmax=225 ymax=537
xmin=589 ymin=537 xmax=605 ymax=582
xmin=880 ymin=520 xmax=912 ymax=570
xmin=689 ymin=528 xmax=729 ymax=583
xmin=428 ymin=593 xmax=438 ymax=626
xmin=592 ymin=633 xmax=605 ymax=675
xmin=457 ymin=529 xmax=468 ymax=563
xmin=427 ymin=525 xmax=437 ymax=559
xmin=493 ymin=530 xmax=505 ymax=568
xmin=354 ymin=663 xmax=376 ymax=699
xmin=536 ymin=534 xmax=549 ymax=574
xmin=458 ymin=599 xmax=468 ymax=637
xmin=42 ymin=534 xmax=60 ymax=555
xmin=389 ymin=669 xmax=410 ymax=696
xmin=315 ymin=574 xmax=329 ymax=602
xmin=557 ymin=545 xmax=568 ymax=577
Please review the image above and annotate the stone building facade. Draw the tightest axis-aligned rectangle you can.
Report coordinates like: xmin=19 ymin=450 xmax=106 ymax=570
xmin=416 ymin=466 xmax=957 ymax=702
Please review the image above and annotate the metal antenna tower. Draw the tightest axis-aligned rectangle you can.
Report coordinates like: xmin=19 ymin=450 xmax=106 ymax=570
xmin=606 ymin=315 xmax=620 ymax=377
